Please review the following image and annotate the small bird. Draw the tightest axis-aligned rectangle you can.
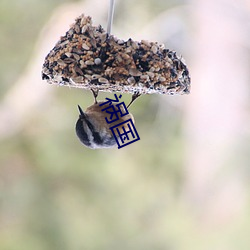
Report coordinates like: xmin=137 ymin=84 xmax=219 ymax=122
xmin=75 ymin=90 xmax=136 ymax=149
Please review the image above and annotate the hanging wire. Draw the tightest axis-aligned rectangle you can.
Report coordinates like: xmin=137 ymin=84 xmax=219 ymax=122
xmin=107 ymin=0 xmax=115 ymax=34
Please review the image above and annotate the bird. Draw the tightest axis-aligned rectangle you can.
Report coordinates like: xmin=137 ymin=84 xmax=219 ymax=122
xmin=75 ymin=90 xmax=137 ymax=149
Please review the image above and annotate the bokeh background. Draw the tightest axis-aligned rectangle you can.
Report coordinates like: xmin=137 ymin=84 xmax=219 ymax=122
xmin=1 ymin=0 xmax=250 ymax=249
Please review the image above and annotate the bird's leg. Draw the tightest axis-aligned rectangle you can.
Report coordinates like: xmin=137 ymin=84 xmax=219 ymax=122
xmin=91 ymin=89 xmax=99 ymax=104
xmin=127 ymin=91 xmax=141 ymax=109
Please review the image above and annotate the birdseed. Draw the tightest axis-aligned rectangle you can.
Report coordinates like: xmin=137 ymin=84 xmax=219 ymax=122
xmin=42 ymin=14 xmax=190 ymax=95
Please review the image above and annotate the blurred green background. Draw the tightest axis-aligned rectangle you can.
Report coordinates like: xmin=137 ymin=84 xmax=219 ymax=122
xmin=1 ymin=0 xmax=250 ymax=249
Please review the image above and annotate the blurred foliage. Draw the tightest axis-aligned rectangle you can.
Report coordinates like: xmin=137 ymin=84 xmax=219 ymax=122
xmin=0 ymin=0 xmax=71 ymax=97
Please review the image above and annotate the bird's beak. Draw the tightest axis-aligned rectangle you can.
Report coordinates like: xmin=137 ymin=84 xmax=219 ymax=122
xmin=77 ymin=105 xmax=86 ymax=118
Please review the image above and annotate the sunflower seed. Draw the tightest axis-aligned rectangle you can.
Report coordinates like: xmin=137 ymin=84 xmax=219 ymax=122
xmin=57 ymin=59 xmax=67 ymax=66
xmin=151 ymin=45 xmax=158 ymax=54
xmin=82 ymin=43 xmax=90 ymax=50
xmin=72 ymin=76 xmax=84 ymax=83
xmin=141 ymin=40 xmax=150 ymax=47
xmin=85 ymin=60 xmax=94 ymax=65
xmin=74 ymin=66 xmax=83 ymax=75
xmin=129 ymin=68 xmax=142 ymax=77
xmin=140 ymin=75 xmax=149 ymax=82
xmin=75 ymin=24 xmax=80 ymax=34
xmin=128 ymin=77 xmax=135 ymax=84
xmin=63 ymin=58 xmax=75 ymax=64
xmin=92 ymin=74 xmax=101 ymax=79
xmin=98 ymin=77 xmax=109 ymax=84
xmin=72 ymin=53 xmax=80 ymax=60
xmin=65 ymin=52 xmax=72 ymax=58
xmin=81 ymin=25 xmax=88 ymax=34
xmin=118 ymin=39 xmax=125 ymax=45
xmin=147 ymin=72 xmax=154 ymax=78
